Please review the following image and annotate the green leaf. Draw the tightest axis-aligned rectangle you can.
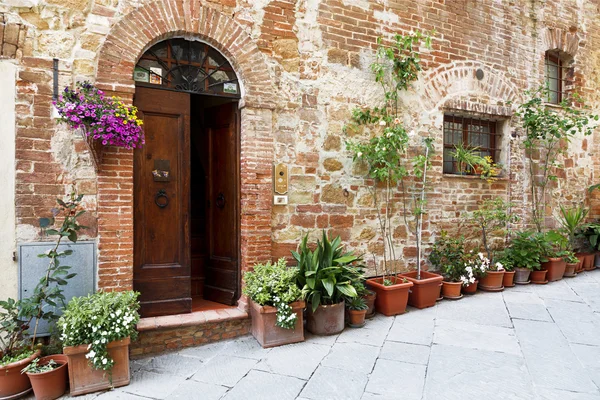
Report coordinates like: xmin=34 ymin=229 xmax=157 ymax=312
xmin=322 ymin=278 xmax=334 ymax=297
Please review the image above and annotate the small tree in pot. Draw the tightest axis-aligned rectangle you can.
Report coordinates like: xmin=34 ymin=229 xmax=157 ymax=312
xmin=243 ymin=258 xmax=304 ymax=348
xmin=293 ymin=231 xmax=363 ymax=335
xmin=429 ymin=232 xmax=471 ymax=299
xmin=556 ymin=204 xmax=589 ymax=272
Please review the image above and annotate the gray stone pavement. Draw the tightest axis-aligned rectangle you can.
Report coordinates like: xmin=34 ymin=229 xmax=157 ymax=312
xmin=54 ymin=270 xmax=600 ymax=399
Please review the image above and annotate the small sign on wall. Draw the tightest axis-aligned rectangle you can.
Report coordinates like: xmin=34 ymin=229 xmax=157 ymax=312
xmin=152 ymin=159 xmax=171 ymax=181
xmin=274 ymin=163 xmax=288 ymax=195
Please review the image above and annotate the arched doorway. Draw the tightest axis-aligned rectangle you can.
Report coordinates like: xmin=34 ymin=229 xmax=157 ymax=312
xmin=132 ymin=38 xmax=241 ymax=317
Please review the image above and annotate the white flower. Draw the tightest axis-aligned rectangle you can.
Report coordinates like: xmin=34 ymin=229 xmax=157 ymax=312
xmin=102 ymin=358 xmax=107 ymax=365
xmin=357 ymin=152 xmax=363 ymax=157
xmin=116 ymin=327 xmax=121 ymax=333
xmin=495 ymin=262 xmax=504 ymax=271
xmin=116 ymin=309 xmax=122 ymax=316
xmin=379 ymin=120 xmax=386 ymax=126
xmin=86 ymin=350 xmax=96 ymax=359
xmin=110 ymin=313 xmax=115 ymax=318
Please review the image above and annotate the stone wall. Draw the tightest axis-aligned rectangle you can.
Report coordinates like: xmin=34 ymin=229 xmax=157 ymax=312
xmin=1 ymin=0 xmax=599 ymax=286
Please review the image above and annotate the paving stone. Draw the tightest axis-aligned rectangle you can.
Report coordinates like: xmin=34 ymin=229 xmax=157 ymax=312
xmin=386 ymin=308 xmax=435 ymax=345
xmin=321 ymin=342 xmax=380 ymax=374
xmin=361 ymin=393 xmax=398 ymax=400
xmin=95 ymin=392 xmax=149 ymax=400
xmin=513 ymin=319 xmax=598 ymax=393
xmin=121 ymin=370 xmax=185 ymax=399
xmin=141 ymin=352 xmax=203 ymax=378
xmin=379 ymin=341 xmax=430 ymax=365
xmin=534 ymin=280 xmax=582 ymax=303
xmin=361 ymin=314 xmax=394 ymax=331
xmin=191 ymin=354 xmax=257 ymax=387
xmin=433 ymin=318 xmax=521 ymax=355
xmin=300 ymin=366 xmax=368 ymax=400
xmin=163 ymin=380 xmax=228 ymax=400
xmin=435 ymin=292 xmax=512 ymax=327
xmin=424 ymin=344 xmax=534 ymax=400
xmin=179 ymin=340 xmax=229 ymax=361
xmin=365 ymin=359 xmax=425 ymax=399
xmin=222 ymin=370 xmax=305 ymax=400
xmin=504 ymin=300 xmax=553 ymax=322
xmin=569 ymin=343 xmax=600 ymax=389
xmin=253 ymin=341 xmax=330 ymax=379
xmin=337 ymin=324 xmax=389 ymax=347
xmin=568 ymin=282 xmax=600 ymax=312
xmin=304 ymin=332 xmax=339 ymax=346
xmin=219 ymin=336 xmax=272 ymax=360
xmin=536 ymin=388 xmax=600 ymax=400
xmin=545 ymin=299 xmax=600 ymax=346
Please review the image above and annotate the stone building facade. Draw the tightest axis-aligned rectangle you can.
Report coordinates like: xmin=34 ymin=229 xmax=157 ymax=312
xmin=1 ymin=0 xmax=599 ymax=353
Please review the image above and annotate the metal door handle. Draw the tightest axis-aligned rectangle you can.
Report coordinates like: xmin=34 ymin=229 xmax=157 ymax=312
xmin=215 ymin=193 xmax=225 ymax=209
xmin=155 ymin=189 xmax=169 ymax=208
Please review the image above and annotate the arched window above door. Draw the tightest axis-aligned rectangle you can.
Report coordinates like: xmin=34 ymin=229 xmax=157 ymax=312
xmin=134 ymin=38 xmax=240 ymax=98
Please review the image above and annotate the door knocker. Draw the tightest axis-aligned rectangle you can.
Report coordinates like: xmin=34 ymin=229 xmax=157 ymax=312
xmin=215 ymin=193 xmax=225 ymax=209
xmin=155 ymin=189 xmax=169 ymax=208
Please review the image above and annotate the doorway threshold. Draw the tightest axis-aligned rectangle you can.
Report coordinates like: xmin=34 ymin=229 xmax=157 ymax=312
xmin=136 ymin=304 xmax=247 ymax=332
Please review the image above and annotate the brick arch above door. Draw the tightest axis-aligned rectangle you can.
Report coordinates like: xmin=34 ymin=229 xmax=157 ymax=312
xmin=95 ymin=0 xmax=278 ymax=110
xmin=93 ymin=3 xmax=276 ymax=300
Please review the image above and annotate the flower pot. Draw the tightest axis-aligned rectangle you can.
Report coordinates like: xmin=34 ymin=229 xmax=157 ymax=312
xmin=502 ymin=271 xmax=515 ymax=287
xmin=530 ymin=269 xmax=548 ymax=284
xmin=63 ymin=337 xmax=131 ymax=396
xmin=26 ymin=355 xmax=68 ymax=400
xmin=361 ymin=290 xmax=377 ymax=319
xmin=514 ymin=267 xmax=531 ymax=284
xmin=595 ymin=252 xmax=600 ymax=268
xmin=441 ymin=281 xmax=462 ymax=299
xmin=479 ymin=270 xmax=505 ymax=291
xmin=584 ymin=253 xmax=596 ymax=271
xmin=366 ymin=277 xmax=413 ymax=316
xmin=541 ymin=257 xmax=566 ymax=282
xmin=564 ymin=262 xmax=578 ymax=277
xmin=347 ymin=309 xmax=367 ymax=328
xmin=398 ymin=271 xmax=444 ymax=309
xmin=249 ymin=300 xmax=305 ymax=348
xmin=0 ymin=349 xmax=41 ymax=399
xmin=463 ymin=279 xmax=479 ymax=294
xmin=575 ymin=253 xmax=586 ymax=273
xmin=306 ymin=301 xmax=345 ymax=335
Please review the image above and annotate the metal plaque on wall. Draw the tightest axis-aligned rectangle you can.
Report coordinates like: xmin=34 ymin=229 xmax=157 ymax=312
xmin=18 ymin=241 xmax=97 ymax=337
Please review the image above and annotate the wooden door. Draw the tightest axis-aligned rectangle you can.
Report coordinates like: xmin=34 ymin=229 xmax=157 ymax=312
xmin=133 ymin=86 xmax=191 ymax=317
xmin=204 ymin=102 xmax=240 ymax=305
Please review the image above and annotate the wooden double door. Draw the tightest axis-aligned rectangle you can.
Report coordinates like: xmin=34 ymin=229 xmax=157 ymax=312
xmin=133 ymin=86 xmax=240 ymax=317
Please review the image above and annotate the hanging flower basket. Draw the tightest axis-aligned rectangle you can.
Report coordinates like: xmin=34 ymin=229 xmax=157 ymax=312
xmin=53 ymin=82 xmax=145 ymax=170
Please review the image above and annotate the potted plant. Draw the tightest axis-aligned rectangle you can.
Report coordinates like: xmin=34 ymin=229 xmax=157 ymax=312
xmin=21 ymin=356 xmax=68 ymax=400
xmin=471 ymin=198 xmax=519 ymax=261
xmin=541 ymin=230 xmax=569 ymax=281
xmin=429 ymin=232 xmax=470 ymax=299
xmin=463 ymin=252 xmax=491 ymax=294
xmin=582 ymin=222 xmax=600 ymax=270
xmin=494 ymin=249 xmax=516 ymax=287
xmin=58 ymin=291 xmax=140 ymax=396
xmin=564 ymin=252 xmax=579 ymax=277
xmin=355 ymin=283 xmax=377 ymax=319
xmin=243 ymin=258 xmax=304 ymax=348
xmin=293 ymin=231 xmax=363 ymax=335
xmin=451 ymin=143 xmax=485 ymax=175
xmin=509 ymin=231 xmax=549 ymax=284
xmin=557 ymin=204 xmax=589 ymax=272
xmin=0 ymin=188 xmax=84 ymax=399
xmin=346 ymin=298 xmax=368 ymax=328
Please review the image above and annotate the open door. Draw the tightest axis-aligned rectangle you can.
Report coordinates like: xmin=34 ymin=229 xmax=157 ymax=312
xmin=133 ymin=86 xmax=192 ymax=317
xmin=203 ymin=102 xmax=240 ymax=305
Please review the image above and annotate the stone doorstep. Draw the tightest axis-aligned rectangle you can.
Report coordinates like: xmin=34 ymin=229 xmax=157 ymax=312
xmin=136 ymin=307 xmax=249 ymax=332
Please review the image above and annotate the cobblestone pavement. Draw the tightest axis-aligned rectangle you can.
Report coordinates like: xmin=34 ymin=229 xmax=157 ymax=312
xmin=50 ymin=270 xmax=600 ymax=400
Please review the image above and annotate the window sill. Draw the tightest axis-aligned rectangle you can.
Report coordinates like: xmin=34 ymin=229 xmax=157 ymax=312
xmin=442 ymin=173 xmax=510 ymax=182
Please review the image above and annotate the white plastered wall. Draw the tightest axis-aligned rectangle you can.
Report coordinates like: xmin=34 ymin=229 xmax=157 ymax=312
xmin=0 ymin=61 xmax=18 ymax=301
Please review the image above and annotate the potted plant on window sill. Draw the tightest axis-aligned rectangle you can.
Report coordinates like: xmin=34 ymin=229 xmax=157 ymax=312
xmin=22 ymin=356 xmax=68 ymax=400
xmin=243 ymin=258 xmax=304 ymax=348
xmin=293 ymin=231 xmax=363 ymax=336
xmin=58 ymin=291 xmax=140 ymax=396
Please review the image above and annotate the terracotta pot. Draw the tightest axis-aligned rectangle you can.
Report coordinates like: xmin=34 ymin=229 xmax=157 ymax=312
xmin=306 ymin=301 xmax=345 ymax=335
xmin=441 ymin=281 xmax=462 ymax=299
xmin=595 ymin=252 xmax=600 ymax=268
xmin=361 ymin=290 xmax=377 ymax=319
xmin=503 ymin=271 xmax=515 ymax=287
xmin=398 ymin=271 xmax=444 ymax=309
xmin=541 ymin=257 xmax=566 ymax=282
xmin=575 ymin=253 xmax=586 ymax=273
xmin=347 ymin=309 xmax=367 ymax=327
xmin=0 ymin=349 xmax=41 ymax=399
xmin=249 ymin=300 xmax=305 ymax=348
xmin=463 ymin=279 xmax=479 ymax=294
xmin=564 ymin=262 xmax=578 ymax=277
xmin=26 ymin=355 xmax=68 ymax=400
xmin=479 ymin=270 xmax=505 ymax=291
xmin=514 ymin=267 xmax=531 ymax=284
xmin=584 ymin=253 xmax=596 ymax=271
xmin=530 ymin=269 xmax=548 ymax=284
xmin=366 ymin=277 xmax=413 ymax=316
xmin=63 ymin=337 xmax=131 ymax=396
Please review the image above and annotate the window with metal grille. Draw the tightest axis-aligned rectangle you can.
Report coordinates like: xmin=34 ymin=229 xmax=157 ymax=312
xmin=545 ymin=51 xmax=567 ymax=104
xmin=443 ymin=115 xmax=500 ymax=175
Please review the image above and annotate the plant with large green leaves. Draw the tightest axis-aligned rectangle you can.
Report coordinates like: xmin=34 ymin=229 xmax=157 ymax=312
xmin=345 ymin=31 xmax=434 ymax=280
xmin=508 ymin=231 xmax=552 ymax=270
xmin=582 ymin=222 xmax=600 ymax=251
xmin=428 ymin=232 xmax=469 ymax=283
xmin=512 ymin=89 xmax=598 ymax=232
xmin=292 ymin=231 xmax=364 ymax=313
xmin=0 ymin=187 xmax=84 ymax=365
xmin=556 ymin=204 xmax=588 ymax=251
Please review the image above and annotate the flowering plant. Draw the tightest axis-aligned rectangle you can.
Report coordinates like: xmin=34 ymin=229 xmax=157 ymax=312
xmin=58 ymin=291 xmax=140 ymax=371
xmin=429 ymin=232 xmax=471 ymax=284
xmin=465 ymin=252 xmax=491 ymax=280
xmin=53 ymin=81 xmax=144 ymax=149
xmin=243 ymin=258 xmax=301 ymax=330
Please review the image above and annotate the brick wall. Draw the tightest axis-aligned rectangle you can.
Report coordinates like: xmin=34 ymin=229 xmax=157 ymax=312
xmin=2 ymin=0 xmax=599 ymax=292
